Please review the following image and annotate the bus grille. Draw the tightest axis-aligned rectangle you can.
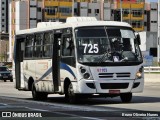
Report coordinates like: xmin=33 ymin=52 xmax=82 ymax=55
xmin=100 ymin=83 xmax=129 ymax=89
xmin=98 ymin=72 xmax=130 ymax=78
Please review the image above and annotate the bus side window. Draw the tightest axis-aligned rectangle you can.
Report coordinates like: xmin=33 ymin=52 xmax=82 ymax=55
xmin=62 ymin=37 xmax=74 ymax=56
xmin=25 ymin=35 xmax=34 ymax=58
xmin=34 ymin=33 xmax=43 ymax=58
xmin=43 ymin=32 xmax=53 ymax=58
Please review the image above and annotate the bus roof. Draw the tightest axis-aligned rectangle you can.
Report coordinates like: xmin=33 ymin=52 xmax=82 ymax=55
xmin=16 ymin=17 xmax=132 ymax=35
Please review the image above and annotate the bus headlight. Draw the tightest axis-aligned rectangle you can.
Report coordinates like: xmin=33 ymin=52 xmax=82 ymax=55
xmin=83 ymin=73 xmax=90 ymax=79
xmin=136 ymin=72 xmax=142 ymax=79
xmin=80 ymin=67 xmax=86 ymax=74
xmin=79 ymin=66 xmax=93 ymax=80
xmin=135 ymin=66 xmax=143 ymax=79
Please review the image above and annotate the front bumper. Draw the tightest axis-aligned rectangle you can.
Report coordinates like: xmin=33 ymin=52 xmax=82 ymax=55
xmin=75 ymin=78 xmax=144 ymax=94
xmin=0 ymin=76 xmax=13 ymax=80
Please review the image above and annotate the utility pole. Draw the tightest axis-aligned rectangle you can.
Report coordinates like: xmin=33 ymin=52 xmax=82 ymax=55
xmin=72 ymin=0 xmax=74 ymax=16
xmin=120 ymin=0 xmax=123 ymax=22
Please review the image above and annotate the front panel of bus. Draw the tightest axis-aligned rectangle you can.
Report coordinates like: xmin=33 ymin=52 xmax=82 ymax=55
xmin=74 ymin=26 xmax=144 ymax=94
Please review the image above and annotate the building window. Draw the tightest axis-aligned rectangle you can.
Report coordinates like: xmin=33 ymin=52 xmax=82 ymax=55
xmin=74 ymin=8 xmax=78 ymax=15
xmin=45 ymin=6 xmax=57 ymax=15
xmin=37 ymin=7 xmax=41 ymax=12
xmin=123 ymin=9 xmax=130 ymax=17
xmin=151 ymin=8 xmax=157 ymax=11
xmin=12 ymin=19 xmax=15 ymax=24
xmin=88 ymin=9 xmax=91 ymax=14
xmin=2 ymin=19 xmax=4 ymax=22
xmin=37 ymin=19 xmax=41 ymax=22
xmin=2 ymin=25 xmax=5 ymax=27
xmin=95 ymin=9 xmax=99 ymax=14
xmin=2 ymin=8 xmax=4 ymax=10
xmin=2 ymin=13 xmax=4 ymax=16
xmin=131 ymin=21 xmax=142 ymax=28
xmin=151 ymin=21 xmax=157 ymax=23
xmin=60 ymin=7 xmax=72 ymax=14
xmin=30 ymin=5 xmax=37 ymax=7
xmin=2 ymin=2 xmax=5 ymax=4
xmin=132 ymin=9 xmax=143 ymax=17
xmin=30 ymin=18 xmax=37 ymax=20
xmin=12 ymin=8 xmax=15 ymax=12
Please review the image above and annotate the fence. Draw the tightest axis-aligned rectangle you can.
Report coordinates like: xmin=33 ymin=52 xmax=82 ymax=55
xmin=144 ymin=66 xmax=160 ymax=73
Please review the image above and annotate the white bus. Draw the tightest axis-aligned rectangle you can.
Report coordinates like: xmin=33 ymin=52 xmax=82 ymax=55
xmin=13 ymin=17 xmax=144 ymax=103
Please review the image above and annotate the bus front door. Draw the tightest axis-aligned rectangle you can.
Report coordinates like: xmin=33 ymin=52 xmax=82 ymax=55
xmin=52 ymin=33 xmax=61 ymax=92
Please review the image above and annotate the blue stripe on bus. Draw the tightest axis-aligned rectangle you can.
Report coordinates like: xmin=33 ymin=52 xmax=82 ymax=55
xmin=60 ymin=62 xmax=76 ymax=78
xmin=38 ymin=62 xmax=76 ymax=81
xmin=38 ymin=67 xmax=52 ymax=81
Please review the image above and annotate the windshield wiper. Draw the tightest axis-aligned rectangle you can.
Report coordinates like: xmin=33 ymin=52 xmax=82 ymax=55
xmin=98 ymin=51 xmax=112 ymax=63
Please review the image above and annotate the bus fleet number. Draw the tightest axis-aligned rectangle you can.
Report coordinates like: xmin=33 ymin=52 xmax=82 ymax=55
xmin=82 ymin=44 xmax=99 ymax=54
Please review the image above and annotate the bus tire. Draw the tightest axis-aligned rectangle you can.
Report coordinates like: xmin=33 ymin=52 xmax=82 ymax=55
xmin=120 ymin=93 xmax=132 ymax=103
xmin=32 ymin=84 xmax=48 ymax=100
xmin=66 ymin=83 xmax=77 ymax=104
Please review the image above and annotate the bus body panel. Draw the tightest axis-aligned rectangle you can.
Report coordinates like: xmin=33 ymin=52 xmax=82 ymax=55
xmin=60 ymin=63 xmax=77 ymax=81
xmin=23 ymin=59 xmax=54 ymax=92
xmin=74 ymin=65 xmax=144 ymax=94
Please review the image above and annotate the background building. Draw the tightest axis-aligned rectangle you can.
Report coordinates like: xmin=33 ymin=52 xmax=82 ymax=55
xmin=114 ymin=0 xmax=145 ymax=31
xmin=0 ymin=0 xmax=12 ymax=33
xmin=150 ymin=2 xmax=158 ymax=32
xmin=9 ymin=0 xmax=42 ymax=61
xmin=0 ymin=0 xmax=11 ymax=62
xmin=5 ymin=0 xmax=160 ymax=64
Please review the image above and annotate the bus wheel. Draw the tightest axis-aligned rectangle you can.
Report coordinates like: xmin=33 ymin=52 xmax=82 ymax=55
xmin=32 ymin=84 xmax=48 ymax=100
xmin=120 ymin=93 xmax=132 ymax=103
xmin=66 ymin=83 xmax=77 ymax=103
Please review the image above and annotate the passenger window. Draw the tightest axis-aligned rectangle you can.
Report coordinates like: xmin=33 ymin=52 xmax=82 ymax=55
xmin=43 ymin=32 xmax=53 ymax=58
xmin=25 ymin=35 xmax=34 ymax=58
xmin=34 ymin=34 xmax=43 ymax=58
xmin=62 ymin=36 xmax=74 ymax=56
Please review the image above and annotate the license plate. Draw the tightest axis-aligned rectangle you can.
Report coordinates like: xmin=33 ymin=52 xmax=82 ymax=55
xmin=3 ymin=76 xmax=8 ymax=78
xmin=109 ymin=90 xmax=120 ymax=94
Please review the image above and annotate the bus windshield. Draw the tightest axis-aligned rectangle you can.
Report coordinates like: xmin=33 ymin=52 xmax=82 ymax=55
xmin=75 ymin=26 xmax=142 ymax=65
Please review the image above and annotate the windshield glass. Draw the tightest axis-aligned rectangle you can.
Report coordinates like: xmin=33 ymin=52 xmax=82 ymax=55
xmin=75 ymin=26 xmax=142 ymax=65
xmin=0 ymin=67 xmax=8 ymax=71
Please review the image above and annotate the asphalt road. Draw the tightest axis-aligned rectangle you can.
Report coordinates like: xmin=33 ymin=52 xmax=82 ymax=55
xmin=0 ymin=74 xmax=159 ymax=120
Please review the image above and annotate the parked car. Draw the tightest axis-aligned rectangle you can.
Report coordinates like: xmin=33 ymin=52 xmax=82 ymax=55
xmin=0 ymin=66 xmax=13 ymax=82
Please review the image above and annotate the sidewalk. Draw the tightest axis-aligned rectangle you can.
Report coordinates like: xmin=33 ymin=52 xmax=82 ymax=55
xmin=144 ymin=73 xmax=160 ymax=83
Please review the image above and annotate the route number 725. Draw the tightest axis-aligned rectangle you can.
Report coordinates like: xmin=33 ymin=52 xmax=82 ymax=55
xmin=82 ymin=44 xmax=99 ymax=53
